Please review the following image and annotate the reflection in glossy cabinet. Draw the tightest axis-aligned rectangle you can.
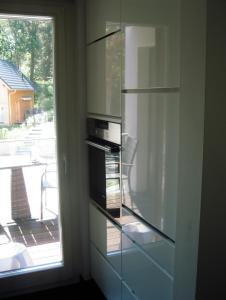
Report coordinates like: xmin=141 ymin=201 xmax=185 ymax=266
xmin=87 ymin=32 xmax=121 ymax=117
xmin=121 ymin=0 xmax=180 ymax=89
xmin=91 ymin=244 xmax=122 ymax=300
xmin=86 ymin=0 xmax=120 ymax=43
xmin=121 ymin=92 xmax=179 ymax=240
xmin=122 ymin=233 xmax=173 ymax=300
xmin=89 ymin=203 xmax=121 ymax=275
xmin=121 ymin=209 xmax=175 ymax=275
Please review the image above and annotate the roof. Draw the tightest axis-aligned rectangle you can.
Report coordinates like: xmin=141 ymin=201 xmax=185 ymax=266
xmin=0 ymin=59 xmax=34 ymax=91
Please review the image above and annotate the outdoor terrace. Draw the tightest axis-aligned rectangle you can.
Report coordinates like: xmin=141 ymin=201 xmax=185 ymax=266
xmin=0 ymin=130 xmax=62 ymax=274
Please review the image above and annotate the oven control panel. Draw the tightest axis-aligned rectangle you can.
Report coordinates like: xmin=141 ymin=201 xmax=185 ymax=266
xmin=87 ymin=118 xmax=121 ymax=145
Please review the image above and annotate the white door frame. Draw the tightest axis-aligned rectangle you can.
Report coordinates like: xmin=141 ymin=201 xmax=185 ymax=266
xmin=0 ymin=1 xmax=81 ymax=297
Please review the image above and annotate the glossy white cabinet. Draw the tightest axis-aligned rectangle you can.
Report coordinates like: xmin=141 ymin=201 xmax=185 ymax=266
xmin=121 ymin=92 xmax=179 ymax=240
xmin=122 ymin=233 xmax=173 ymax=300
xmin=89 ymin=203 xmax=121 ymax=275
xmin=121 ymin=0 xmax=180 ymax=89
xmin=87 ymin=32 xmax=121 ymax=117
xmin=121 ymin=210 xmax=175 ymax=276
xmin=122 ymin=281 xmax=137 ymax=300
xmin=90 ymin=244 xmax=122 ymax=300
xmin=86 ymin=0 xmax=120 ymax=44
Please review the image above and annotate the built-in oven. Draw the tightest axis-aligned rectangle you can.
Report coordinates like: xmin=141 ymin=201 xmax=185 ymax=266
xmin=86 ymin=118 xmax=121 ymax=218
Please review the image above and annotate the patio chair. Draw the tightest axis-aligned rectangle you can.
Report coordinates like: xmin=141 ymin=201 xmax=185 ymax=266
xmin=40 ymin=163 xmax=57 ymax=220
xmin=121 ymin=135 xmax=138 ymax=192
xmin=121 ymin=135 xmax=138 ymax=209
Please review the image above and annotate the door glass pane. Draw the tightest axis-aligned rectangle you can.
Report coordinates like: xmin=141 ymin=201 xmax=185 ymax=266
xmin=0 ymin=14 xmax=63 ymax=275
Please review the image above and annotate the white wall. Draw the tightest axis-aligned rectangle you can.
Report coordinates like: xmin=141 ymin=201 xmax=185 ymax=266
xmin=173 ymin=0 xmax=206 ymax=299
xmin=196 ymin=1 xmax=226 ymax=298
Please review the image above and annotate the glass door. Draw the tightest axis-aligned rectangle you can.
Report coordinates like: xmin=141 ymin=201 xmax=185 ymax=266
xmin=0 ymin=14 xmax=63 ymax=275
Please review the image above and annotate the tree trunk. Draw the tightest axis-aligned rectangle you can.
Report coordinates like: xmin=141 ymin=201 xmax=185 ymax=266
xmin=29 ymin=23 xmax=38 ymax=82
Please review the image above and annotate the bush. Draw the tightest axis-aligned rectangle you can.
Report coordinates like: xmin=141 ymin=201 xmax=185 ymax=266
xmin=0 ymin=127 xmax=9 ymax=139
xmin=34 ymin=81 xmax=54 ymax=111
xmin=47 ymin=110 xmax=54 ymax=121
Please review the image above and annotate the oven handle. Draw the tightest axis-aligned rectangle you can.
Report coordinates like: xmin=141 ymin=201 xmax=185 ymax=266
xmin=86 ymin=140 xmax=113 ymax=153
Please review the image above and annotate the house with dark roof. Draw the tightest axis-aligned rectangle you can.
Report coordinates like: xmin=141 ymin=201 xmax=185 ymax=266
xmin=0 ymin=59 xmax=34 ymax=125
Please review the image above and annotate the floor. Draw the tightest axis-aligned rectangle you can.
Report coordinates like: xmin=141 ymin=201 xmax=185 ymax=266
xmin=0 ymin=217 xmax=61 ymax=272
xmin=5 ymin=280 xmax=106 ymax=300
xmin=0 ymin=163 xmax=61 ymax=272
xmin=5 ymin=218 xmax=59 ymax=247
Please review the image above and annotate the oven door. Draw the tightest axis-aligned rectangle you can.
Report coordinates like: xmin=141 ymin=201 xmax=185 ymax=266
xmin=86 ymin=140 xmax=120 ymax=217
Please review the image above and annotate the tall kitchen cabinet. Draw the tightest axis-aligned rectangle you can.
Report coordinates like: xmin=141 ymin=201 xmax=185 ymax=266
xmin=120 ymin=1 xmax=180 ymax=299
xmin=85 ymin=0 xmax=208 ymax=300
xmin=121 ymin=0 xmax=180 ymax=241
xmin=121 ymin=1 xmax=207 ymax=300
xmin=86 ymin=1 xmax=122 ymax=298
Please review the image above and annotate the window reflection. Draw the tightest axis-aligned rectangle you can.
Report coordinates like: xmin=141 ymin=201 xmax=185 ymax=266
xmin=123 ymin=24 xmax=179 ymax=89
xmin=106 ymin=219 xmax=121 ymax=253
xmin=122 ymin=93 xmax=179 ymax=237
xmin=105 ymin=32 xmax=121 ymax=115
xmin=105 ymin=21 xmax=120 ymax=35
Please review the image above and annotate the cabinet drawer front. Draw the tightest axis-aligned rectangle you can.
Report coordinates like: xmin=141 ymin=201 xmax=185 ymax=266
xmin=87 ymin=32 xmax=121 ymax=117
xmin=121 ymin=0 xmax=180 ymax=89
xmin=121 ymin=209 xmax=175 ymax=276
xmin=91 ymin=244 xmax=121 ymax=300
xmin=89 ymin=203 xmax=121 ymax=275
xmin=86 ymin=0 xmax=120 ymax=43
xmin=122 ymin=281 xmax=137 ymax=300
xmin=122 ymin=233 xmax=173 ymax=300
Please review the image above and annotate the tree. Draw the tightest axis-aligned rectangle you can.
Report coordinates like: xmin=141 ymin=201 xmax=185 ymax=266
xmin=36 ymin=21 xmax=53 ymax=81
xmin=0 ymin=17 xmax=54 ymax=110
xmin=0 ymin=18 xmax=53 ymax=82
xmin=8 ymin=20 xmax=30 ymax=69
xmin=0 ymin=19 xmax=15 ymax=61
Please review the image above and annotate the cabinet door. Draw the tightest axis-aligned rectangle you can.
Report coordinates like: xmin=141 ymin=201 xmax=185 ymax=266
xmin=89 ymin=203 xmax=121 ymax=275
xmin=87 ymin=32 xmax=121 ymax=117
xmin=121 ymin=92 xmax=179 ymax=240
xmin=91 ymin=244 xmax=121 ymax=300
xmin=122 ymin=233 xmax=173 ymax=300
xmin=121 ymin=210 xmax=175 ymax=276
xmin=86 ymin=0 xmax=120 ymax=44
xmin=121 ymin=0 xmax=180 ymax=89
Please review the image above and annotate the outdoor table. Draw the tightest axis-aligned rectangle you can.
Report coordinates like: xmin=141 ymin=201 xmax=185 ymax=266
xmin=0 ymin=242 xmax=33 ymax=272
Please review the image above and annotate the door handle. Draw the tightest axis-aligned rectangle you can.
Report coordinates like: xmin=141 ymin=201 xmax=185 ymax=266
xmin=86 ymin=140 xmax=119 ymax=153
